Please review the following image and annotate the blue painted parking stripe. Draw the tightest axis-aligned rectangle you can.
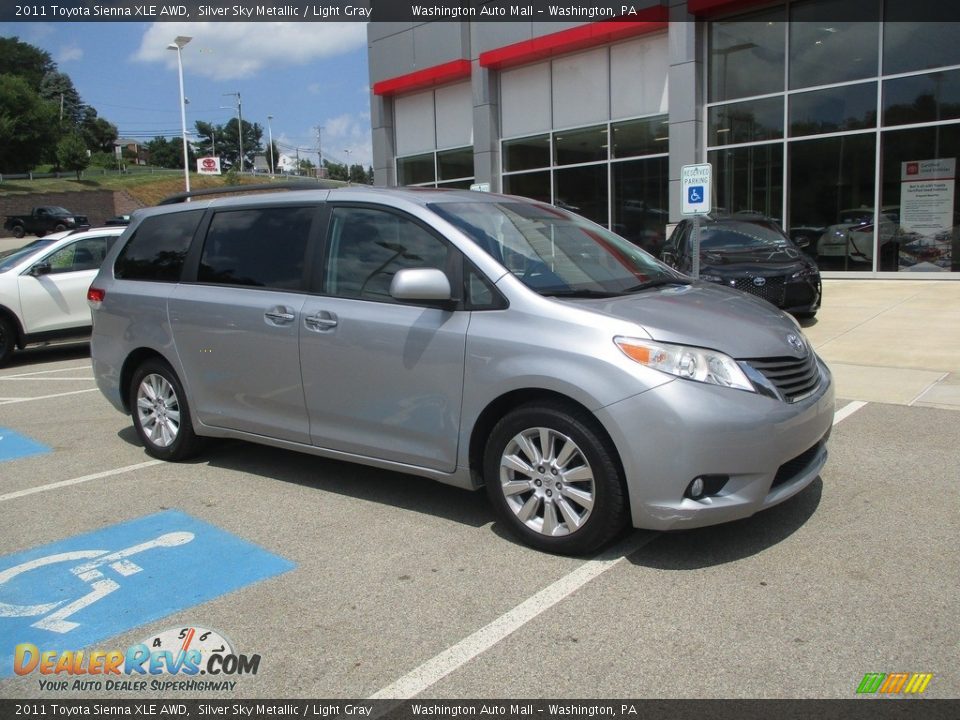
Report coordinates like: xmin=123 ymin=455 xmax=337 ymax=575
xmin=0 ymin=510 xmax=295 ymax=676
xmin=0 ymin=428 xmax=50 ymax=463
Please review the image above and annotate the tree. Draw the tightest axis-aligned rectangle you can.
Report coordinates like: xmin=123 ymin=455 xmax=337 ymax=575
xmin=39 ymin=71 xmax=83 ymax=127
xmin=349 ymin=163 xmax=368 ymax=184
xmin=145 ymin=136 xmax=183 ymax=169
xmin=0 ymin=37 xmax=56 ymax=88
xmin=366 ymin=165 xmax=375 ymax=185
xmin=0 ymin=74 xmax=59 ymax=173
xmin=81 ymin=112 xmax=118 ymax=154
xmin=323 ymin=160 xmax=348 ymax=181
xmin=57 ymin=133 xmax=89 ymax=180
xmin=194 ymin=118 xmax=262 ymax=171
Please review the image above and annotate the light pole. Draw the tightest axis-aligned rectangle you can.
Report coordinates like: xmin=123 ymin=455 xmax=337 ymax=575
xmin=222 ymin=92 xmax=244 ymax=173
xmin=267 ymin=115 xmax=275 ymax=177
xmin=167 ymin=35 xmax=192 ymax=193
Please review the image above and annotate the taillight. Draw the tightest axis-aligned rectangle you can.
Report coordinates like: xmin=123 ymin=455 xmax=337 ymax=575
xmin=87 ymin=286 xmax=105 ymax=308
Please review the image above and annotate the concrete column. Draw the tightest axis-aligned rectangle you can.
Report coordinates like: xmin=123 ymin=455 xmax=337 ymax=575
xmin=471 ymin=58 xmax=501 ymax=191
xmin=667 ymin=4 xmax=704 ymax=224
xmin=370 ymin=93 xmax=396 ymax=187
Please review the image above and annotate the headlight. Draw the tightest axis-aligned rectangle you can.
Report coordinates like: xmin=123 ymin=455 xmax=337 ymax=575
xmin=791 ymin=266 xmax=818 ymax=279
xmin=614 ymin=336 xmax=755 ymax=392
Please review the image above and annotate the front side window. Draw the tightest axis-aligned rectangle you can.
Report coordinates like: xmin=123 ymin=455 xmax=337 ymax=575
xmin=430 ymin=201 xmax=683 ymax=297
xmin=115 ymin=211 xmax=203 ymax=282
xmin=198 ymin=207 xmax=314 ymax=290
xmin=324 ymin=207 xmax=451 ymax=302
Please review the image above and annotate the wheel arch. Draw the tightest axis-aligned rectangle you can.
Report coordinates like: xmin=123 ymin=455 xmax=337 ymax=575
xmin=467 ymin=388 xmax=626 ymax=490
xmin=0 ymin=305 xmax=25 ymax=349
xmin=119 ymin=347 xmax=171 ymax=413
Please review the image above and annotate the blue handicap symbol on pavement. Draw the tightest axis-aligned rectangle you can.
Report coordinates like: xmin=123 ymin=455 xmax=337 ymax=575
xmin=0 ymin=510 xmax=294 ymax=676
xmin=688 ymin=186 xmax=704 ymax=204
xmin=0 ymin=428 xmax=50 ymax=463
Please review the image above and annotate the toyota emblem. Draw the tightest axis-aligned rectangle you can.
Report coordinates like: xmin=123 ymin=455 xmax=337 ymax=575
xmin=752 ymin=276 xmax=767 ymax=287
xmin=787 ymin=334 xmax=804 ymax=353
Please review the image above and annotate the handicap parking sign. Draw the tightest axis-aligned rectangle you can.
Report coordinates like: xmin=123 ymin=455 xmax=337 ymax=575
xmin=688 ymin=186 xmax=704 ymax=204
xmin=681 ymin=163 xmax=712 ymax=215
xmin=0 ymin=510 xmax=294 ymax=676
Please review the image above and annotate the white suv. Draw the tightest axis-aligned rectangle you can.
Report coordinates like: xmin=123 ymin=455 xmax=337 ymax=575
xmin=0 ymin=226 xmax=125 ymax=365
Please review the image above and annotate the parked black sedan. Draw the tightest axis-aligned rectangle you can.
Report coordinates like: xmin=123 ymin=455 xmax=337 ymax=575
xmin=660 ymin=215 xmax=821 ymax=318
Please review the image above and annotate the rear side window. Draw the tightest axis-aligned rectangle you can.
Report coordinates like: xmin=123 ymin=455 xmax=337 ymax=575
xmin=198 ymin=207 xmax=314 ymax=290
xmin=115 ymin=210 xmax=203 ymax=281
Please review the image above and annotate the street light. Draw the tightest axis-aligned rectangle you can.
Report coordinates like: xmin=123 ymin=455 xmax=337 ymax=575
xmin=267 ymin=115 xmax=275 ymax=177
xmin=166 ymin=35 xmax=192 ymax=193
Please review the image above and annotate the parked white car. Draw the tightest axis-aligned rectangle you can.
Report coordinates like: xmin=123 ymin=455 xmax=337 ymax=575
xmin=817 ymin=207 xmax=899 ymax=265
xmin=0 ymin=226 xmax=125 ymax=365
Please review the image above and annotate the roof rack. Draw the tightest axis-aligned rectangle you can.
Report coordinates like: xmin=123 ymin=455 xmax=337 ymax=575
xmin=157 ymin=180 xmax=343 ymax=206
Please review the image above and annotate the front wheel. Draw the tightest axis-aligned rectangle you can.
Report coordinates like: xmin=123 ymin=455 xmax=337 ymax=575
xmin=54 ymin=223 xmax=67 ymax=233
xmin=129 ymin=359 xmax=204 ymax=461
xmin=11 ymin=224 xmax=25 ymax=239
xmin=0 ymin=317 xmax=16 ymax=366
xmin=484 ymin=403 xmax=628 ymax=555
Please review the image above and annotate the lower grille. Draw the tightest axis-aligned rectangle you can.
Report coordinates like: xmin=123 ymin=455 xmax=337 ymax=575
xmin=733 ymin=276 xmax=786 ymax=305
xmin=745 ymin=353 xmax=821 ymax=402
xmin=772 ymin=440 xmax=824 ymax=489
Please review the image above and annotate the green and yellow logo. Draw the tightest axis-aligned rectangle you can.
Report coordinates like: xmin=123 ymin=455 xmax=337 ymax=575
xmin=857 ymin=672 xmax=933 ymax=695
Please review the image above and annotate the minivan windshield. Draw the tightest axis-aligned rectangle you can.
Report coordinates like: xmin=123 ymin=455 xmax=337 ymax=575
xmin=430 ymin=200 xmax=685 ymax=297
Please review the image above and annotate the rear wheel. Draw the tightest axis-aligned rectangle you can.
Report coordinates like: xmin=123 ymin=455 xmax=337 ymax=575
xmin=0 ymin=317 xmax=16 ymax=366
xmin=129 ymin=359 xmax=204 ymax=461
xmin=484 ymin=402 xmax=628 ymax=555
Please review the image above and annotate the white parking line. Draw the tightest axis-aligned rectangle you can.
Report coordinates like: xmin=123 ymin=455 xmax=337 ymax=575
xmin=0 ymin=377 xmax=94 ymax=381
xmin=0 ymin=365 xmax=91 ymax=379
xmin=0 ymin=388 xmax=98 ymax=405
xmin=833 ymin=400 xmax=868 ymax=425
xmin=369 ymin=532 xmax=660 ymax=700
xmin=0 ymin=461 xmax=163 ymax=503
xmin=371 ymin=400 xmax=871 ymax=700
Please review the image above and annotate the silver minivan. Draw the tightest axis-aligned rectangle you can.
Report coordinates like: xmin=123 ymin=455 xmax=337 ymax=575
xmin=89 ymin=188 xmax=834 ymax=554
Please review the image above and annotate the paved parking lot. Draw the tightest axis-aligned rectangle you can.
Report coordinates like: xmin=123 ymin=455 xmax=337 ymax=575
xmin=0 ymin=327 xmax=956 ymax=701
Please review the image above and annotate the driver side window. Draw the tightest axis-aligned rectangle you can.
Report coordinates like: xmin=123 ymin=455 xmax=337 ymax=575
xmin=324 ymin=207 xmax=450 ymax=302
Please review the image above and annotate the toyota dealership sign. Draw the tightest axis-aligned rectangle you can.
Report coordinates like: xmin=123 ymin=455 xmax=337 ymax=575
xmin=197 ymin=157 xmax=221 ymax=175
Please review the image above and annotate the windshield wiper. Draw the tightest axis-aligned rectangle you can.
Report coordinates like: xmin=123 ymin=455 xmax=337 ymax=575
xmin=541 ymin=289 xmax=625 ymax=298
xmin=623 ymin=277 xmax=691 ymax=292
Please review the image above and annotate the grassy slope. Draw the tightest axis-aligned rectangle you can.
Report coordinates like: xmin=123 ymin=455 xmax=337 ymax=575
xmin=0 ymin=172 xmax=335 ymax=207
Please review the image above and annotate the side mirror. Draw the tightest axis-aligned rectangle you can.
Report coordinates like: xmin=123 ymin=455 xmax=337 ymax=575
xmin=793 ymin=235 xmax=811 ymax=249
xmin=661 ymin=251 xmax=676 ymax=266
xmin=30 ymin=261 xmax=52 ymax=277
xmin=390 ymin=267 xmax=453 ymax=304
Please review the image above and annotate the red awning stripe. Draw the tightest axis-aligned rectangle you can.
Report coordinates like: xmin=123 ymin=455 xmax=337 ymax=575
xmin=372 ymin=58 xmax=472 ymax=97
xmin=687 ymin=0 xmax=775 ymax=16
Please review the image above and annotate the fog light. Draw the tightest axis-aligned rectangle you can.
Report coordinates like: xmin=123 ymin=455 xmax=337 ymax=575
xmin=685 ymin=474 xmax=729 ymax=500
xmin=688 ymin=477 xmax=705 ymax=499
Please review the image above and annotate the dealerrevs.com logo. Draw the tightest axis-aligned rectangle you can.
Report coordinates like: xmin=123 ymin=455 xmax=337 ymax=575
xmin=14 ymin=626 xmax=259 ymax=692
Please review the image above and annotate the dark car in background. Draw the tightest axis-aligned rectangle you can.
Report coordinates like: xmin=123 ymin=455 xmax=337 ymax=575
xmin=661 ymin=215 xmax=821 ymax=318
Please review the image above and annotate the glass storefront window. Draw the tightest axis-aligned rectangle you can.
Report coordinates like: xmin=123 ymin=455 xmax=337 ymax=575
xmin=554 ymin=164 xmax=608 ymax=226
xmin=790 ymin=82 xmax=878 ymax=137
xmin=611 ymin=116 xmax=668 ymax=158
xmin=437 ymin=147 xmax=473 ymax=181
xmin=883 ymin=70 xmax=960 ymax=127
xmin=883 ymin=0 xmax=960 ymax=75
xmin=708 ymin=7 xmax=785 ymax=102
xmin=503 ymin=171 xmax=551 ymax=204
xmin=789 ymin=133 xmax=877 ymax=272
xmin=709 ymin=97 xmax=784 ymax=146
xmin=611 ymin=157 xmax=669 ymax=255
xmin=789 ymin=1 xmax=879 ymax=90
xmin=554 ymin=126 xmax=608 ymax=166
xmin=881 ymin=126 xmax=959 ymax=272
xmin=397 ymin=153 xmax=434 ymax=186
xmin=503 ymin=135 xmax=550 ymax=172
xmin=709 ymin=143 xmax=783 ymax=222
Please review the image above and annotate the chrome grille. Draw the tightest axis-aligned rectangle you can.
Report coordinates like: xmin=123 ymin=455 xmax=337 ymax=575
xmin=744 ymin=353 xmax=821 ymax=403
xmin=732 ymin=276 xmax=786 ymax=305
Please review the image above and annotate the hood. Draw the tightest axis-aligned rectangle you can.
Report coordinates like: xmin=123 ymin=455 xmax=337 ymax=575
xmin=561 ymin=282 xmax=807 ymax=360
xmin=700 ymin=245 xmax=808 ymax=270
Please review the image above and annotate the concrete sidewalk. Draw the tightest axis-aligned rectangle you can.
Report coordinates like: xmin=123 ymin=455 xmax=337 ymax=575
xmin=805 ymin=280 xmax=960 ymax=410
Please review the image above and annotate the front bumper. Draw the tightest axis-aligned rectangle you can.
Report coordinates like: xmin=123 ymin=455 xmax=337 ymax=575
xmin=596 ymin=357 xmax=834 ymax=531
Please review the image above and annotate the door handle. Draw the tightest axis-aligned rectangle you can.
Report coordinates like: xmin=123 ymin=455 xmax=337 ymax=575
xmin=264 ymin=307 xmax=296 ymax=325
xmin=304 ymin=311 xmax=338 ymax=332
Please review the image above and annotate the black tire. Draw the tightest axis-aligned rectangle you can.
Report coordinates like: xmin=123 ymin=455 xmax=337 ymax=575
xmin=11 ymin=224 xmax=25 ymax=239
xmin=54 ymin=223 xmax=67 ymax=233
xmin=0 ymin=316 xmax=16 ymax=366
xmin=484 ymin=402 xmax=629 ymax=555
xmin=129 ymin=358 xmax=205 ymax=461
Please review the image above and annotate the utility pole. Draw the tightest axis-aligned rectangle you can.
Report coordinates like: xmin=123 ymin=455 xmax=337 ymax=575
xmin=316 ymin=125 xmax=324 ymax=178
xmin=222 ymin=92 xmax=243 ymax=172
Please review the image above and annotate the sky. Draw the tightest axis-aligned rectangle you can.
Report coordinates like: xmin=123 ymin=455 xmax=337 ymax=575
xmin=0 ymin=21 xmax=373 ymax=168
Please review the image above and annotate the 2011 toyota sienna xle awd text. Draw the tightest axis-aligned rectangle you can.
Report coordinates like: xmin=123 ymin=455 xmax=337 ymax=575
xmin=89 ymin=187 xmax=834 ymax=554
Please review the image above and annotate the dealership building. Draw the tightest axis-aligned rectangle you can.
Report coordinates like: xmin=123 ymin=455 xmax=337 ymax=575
xmin=367 ymin=0 xmax=959 ymax=276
